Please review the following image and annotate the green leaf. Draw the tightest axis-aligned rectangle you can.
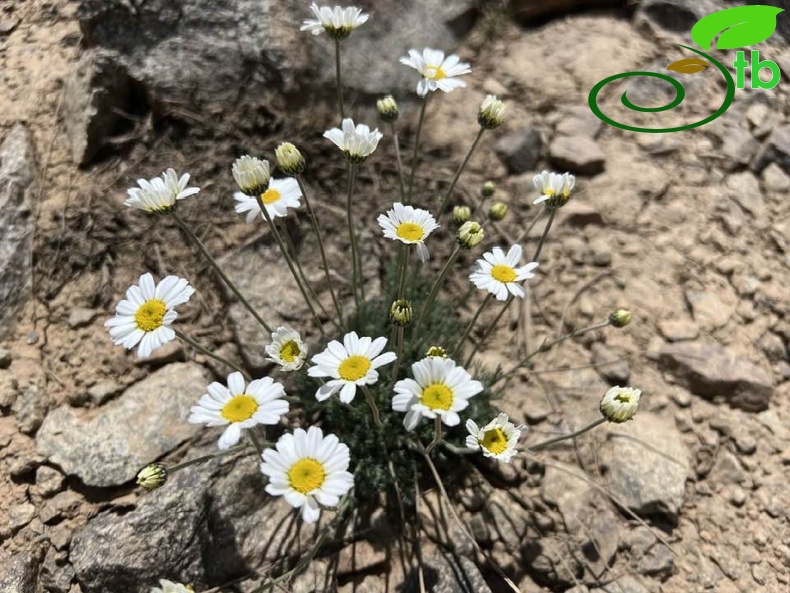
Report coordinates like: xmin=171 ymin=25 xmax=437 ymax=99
xmin=691 ymin=5 xmax=784 ymax=51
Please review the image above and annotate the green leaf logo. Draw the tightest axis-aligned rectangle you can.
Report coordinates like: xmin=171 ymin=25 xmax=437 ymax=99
xmin=691 ymin=5 xmax=784 ymax=50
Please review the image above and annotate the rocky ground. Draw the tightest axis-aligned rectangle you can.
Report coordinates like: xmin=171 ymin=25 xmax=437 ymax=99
xmin=0 ymin=0 xmax=789 ymax=592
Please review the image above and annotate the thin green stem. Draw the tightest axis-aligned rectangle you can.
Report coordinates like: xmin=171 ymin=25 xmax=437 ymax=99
xmin=425 ymin=417 xmax=442 ymax=454
xmin=532 ymin=208 xmax=556 ymax=262
xmin=296 ymin=175 xmax=344 ymax=328
xmin=464 ymin=295 xmax=512 ymax=368
xmin=256 ymin=197 xmax=326 ymax=337
xmin=346 ymin=162 xmax=362 ymax=310
xmin=396 ymin=244 xmax=410 ymax=300
xmin=406 ymin=97 xmax=429 ymax=203
xmin=390 ymin=122 xmax=406 ymax=202
xmin=451 ymin=293 xmax=492 ymax=359
xmin=494 ymin=320 xmax=612 ymax=386
xmin=335 ymin=38 xmax=345 ymax=121
xmin=388 ymin=325 xmax=405 ymax=388
xmin=415 ymin=244 xmax=460 ymax=332
xmin=247 ymin=429 xmax=266 ymax=459
xmin=437 ymin=127 xmax=485 ymax=218
xmin=527 ymin=417 xmax=606 ymax=452
xmin=515 ymin=207 xmax=545 ymax=244
xmin=168 ymin=443 xmax=253 ymax=474
xmin=175 ymin=330 xmax=249 ymax=380
xmin=171 ymin=212 xmax=273 ymax=334
xmin=361 ymin=385 xmax=383 ymax=428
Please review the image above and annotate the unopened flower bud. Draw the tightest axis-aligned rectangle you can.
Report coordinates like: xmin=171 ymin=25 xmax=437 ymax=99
xmin=488 ymin=202 xmax=507 ymax=221
xmin=457 ymin=221 xmax=485 ymax=249
xmin=452 ymin=205 xmax=471 ymax=225
xmin=232 ymin=155 xmax=270 ymax=196
xmin=609 ymin=309 xmax=632 ymax=328
xmin=426 ymin=346 xmax=448 ymax=358
xmin=481 ymin=181 xmax=496 ymax=197
xmin=390 ymin=299 xmax=413 ymax=326
xmin=600 ymin=386 xmax=641 ymax=423
xmin=275 ymin=142 xmax=305 ymax=176
xmin=137 ymin=463 xmax=168 ymax=491
xmin=377 ymin=95 xmax=399 ymax=123
xmin=478 ymin=95 xmax=506 ymax=130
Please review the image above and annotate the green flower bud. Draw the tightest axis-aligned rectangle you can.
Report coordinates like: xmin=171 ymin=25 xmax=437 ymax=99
xmin=452 ymin=205 xmax=471 ymax=225
xmin=390 ymin=299 xmax=413 ymax=326
xmin=425 ymin=346 xmax=448 ymax=358
xmin=478 ymin=95 xmax=506 ymax=130
xmin=457 ymin=221 xmax=485 ymax=249
xmin=481 ymin=181 xmax=496 ymax=197
xmin=137 ymin=463 xmax=168 ymax=491
xmin=232 ymin=155 xmax=270 ymax=196
xmin=600 ymin=386 xmax=641 ymax=423
xmin=488 ymin=202 xmax=507 ymax=221
xmin=609 ymin=310 xmax=632 ymax=328
xmin=275 ymin=142 xmax=306 ymax=176
xmin=376 ymin=95 xmax=399 ymax=123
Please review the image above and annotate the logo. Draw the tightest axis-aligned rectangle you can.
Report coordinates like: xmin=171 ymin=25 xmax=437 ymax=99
xmin=588 ymin=5 xmax=784 ymax=133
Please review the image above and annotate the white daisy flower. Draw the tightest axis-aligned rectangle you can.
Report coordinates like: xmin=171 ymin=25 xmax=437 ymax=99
xmin=465 ymin=413 xmax=524 ymax=463
xmin=150 ymin=580 xmax=193 ymax=593
xmin=260 ymin=426 xmax=354 ymax=523
xmin=377 ymin=202 xmax=439 ymax=263
xmin=104 ymin=273 xmax=195 ymax=359
xmin=233 ymin=177 xmax=302 ymax=222
xmin=323 ymin=118 xmax=383 ymax=162
xmin=124 ymin=168 xmax=199 ymax=213
xmin=532 ymin=170 xmax=575 ymax=208
xmin=469 ymin=245 xmax=539 ymax=301
xmin=188 ymin=372 xmax=289 ymax=450
xmin=399 ymin=48 xmax=471 ymax=97
xmin=265 ymin=327 xmax=308 ymax=372
xmin=600 ymin=386 xmax=641 ymax=423
xmin=232 ymin=155 xmax=271 ymax=195
xmin=307 ymin=331 xmax=396 ymax=403
xmin=300 ymin=3 xmax=369 ymax=40
xmin=392 ymin=356 xmax=483 ymax=431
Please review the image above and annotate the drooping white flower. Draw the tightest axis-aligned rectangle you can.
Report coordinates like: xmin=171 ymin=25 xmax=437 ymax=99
xmin=323 ymin=118 xmax=383 ymax=162
xmin=188 ymin=372 xmax=289 ymax=450
xmin=400 ymin=48 xmax=471 ymax=97
xmin=124 ymin=169 xmax=199 ymax=213
xmin=600 ymin=386 xmax=641 ymax=423
xmin=532 ymin=170 xmax=575 ymax=208
xmin=377 ymin=202 xmax=439 ymax=263
xmin=465 ymin=413 xmax=524 ymax=463
xmin=307 ymin=331 xmax=396 ymax=403
xmin=300 ymin=3 xmax=369 ymax=39
xmin=265 ymin=327 xmax=308 ymax=372
xmin=234 ymin=177 xmax=302 ymax=222
xmin=392 ymin=356 xmax=483 ymax=431
xmin=232 ymin=155 xmax=271 ymax=196
xmin=469 ymin=245 xmax=538 ymax=301
xmin=260 ymin=426 xmax=354 ymax=523
xmin=478 ymin=95 xmax=505 ymax=129
xmin=150 ymin=580 xmax=193 ymax=593
xmin=104 ymin=273 xmax=195 ymax=358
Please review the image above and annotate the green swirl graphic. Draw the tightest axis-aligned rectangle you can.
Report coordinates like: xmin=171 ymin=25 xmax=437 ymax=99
xmin=588 ymin=44 xmax=736 ymax=133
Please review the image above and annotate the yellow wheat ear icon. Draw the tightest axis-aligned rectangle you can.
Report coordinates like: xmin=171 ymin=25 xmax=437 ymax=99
xmin=666 ymin=58 xmax=709 ymax=74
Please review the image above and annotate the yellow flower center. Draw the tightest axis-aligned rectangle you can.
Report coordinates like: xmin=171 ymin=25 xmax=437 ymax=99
xmin=491 ymin=264 xmax=517 ymax=283
xmin=261 ymin=188 xmax=282 ymax=204
xmin=221 ymin=394 xmax=259 ymax=423
xmin=395 ymin=222 xmax=424 ymax=242
xmin=426 ymin=65 xmax=447 ymax=80
xmin=421 ymin=383 xmax=453 ymax=410
xmin=338 ymin=355 xmax=371 ymax=381
xmin=288 ymin=458 xmax=326 ymax=494
xmin=134 ymin=299 xmax=167 ymax=332
xmin=481 ymin=428 xmax=508 ymax=455
xmin=279 ymin=340 xmax=301 ymax=363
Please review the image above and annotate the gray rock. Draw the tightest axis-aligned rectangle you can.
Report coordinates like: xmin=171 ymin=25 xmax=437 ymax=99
xmin=77 ymin=0 xmax=476 ymax=111
xmin=0 ymin=124 xmax=35 ymax=337
xmin=0 ymin=18 xmax=20 ymax=34
xmin=0 ymin=552 xmax=39 ymax=593
xmin=40 ymin=548 xmax=75 ymax=593
xmin=9 ymin=451 xmax=44 ymax=477
xmin=598 ymin=413 xmax=691 ymax=520
xmin=656 ymin=318 xmax=699 ymax=342
xmin=559 ymin=202 xmax=604 ymax=227
xmin=417 ymin=547 xmax=492 ymax=593
xmin=8 ymin=502 xmax=36 ymax=532
xmin=726 ymin=172 xmax=764 ymax=216
xmin=591 ymin=342 xmax=630 ymax=384
xmin=220 ymin=243 xmax=311 ymax=369
xmin=36 ymin=363 xmax=208 ymax=487
xmin=658 ymin=342 xmax=775 ymax=412
xmin=684 ymin=282 xmax=737 ymax=331
xmin=35 ymin=466 xmax=65 ymax=497
xmin=11 ymin=383 xmax=49 ymax=435
xmin=590 ymin=574 xmax=650 ymax=593
xmin=548 ymin=135 xmax=605 ymax=175
xmin=72 ymin=446 xmax=313 ymax=592
xmin=762 ymin=162 xmax=790 ymax=191
xmin=493 ymin=127 xmax=543 ymax=175
xmin=752 ymin=124 xmax=790 ymax=173
xmin=636 ymin=0 xmax=716 ymax=34
xmin=40 ymin=491 xmax=83 ymax=525
xmin=67 ymin=307 xmax=98 ymax=329
xmin=721 ymin=126 xmax=760 ymax=170
xmin=62 ymin=49 xmax=134 ymax=167
xmin=556 ymin=106 xmax=602 ymax=138
xmin=86 ymin=379 xmax=121 ymax=405
xmin=508 ymin=0 xmax=623 ymax=25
